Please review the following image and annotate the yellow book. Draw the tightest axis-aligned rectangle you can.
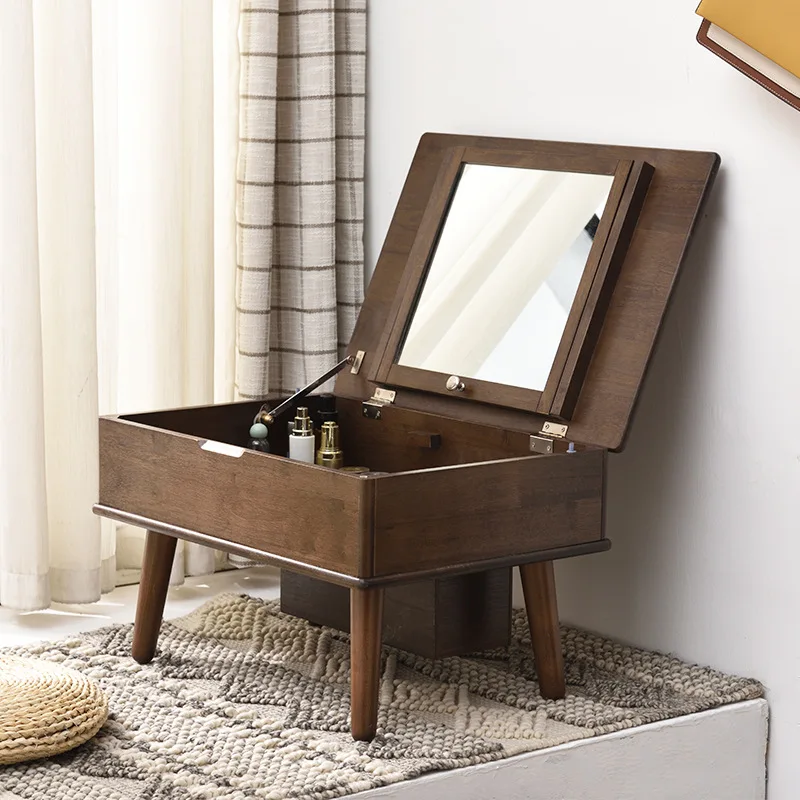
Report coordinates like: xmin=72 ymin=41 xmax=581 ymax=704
xmin=696 ymin=0 xmax=800 ymax=78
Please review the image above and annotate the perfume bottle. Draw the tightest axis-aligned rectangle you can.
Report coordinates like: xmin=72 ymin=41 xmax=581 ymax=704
xmin=316 ymin=421 xmax=344 ymax=469
xmin=315 ymin=394 xmax=339 ymax=433
xmin=289 ymin=407 xmax=315 ymax=463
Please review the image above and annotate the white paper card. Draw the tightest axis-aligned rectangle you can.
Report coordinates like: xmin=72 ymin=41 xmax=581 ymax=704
xmin=201 ymin=440 xmax=245 ymax=458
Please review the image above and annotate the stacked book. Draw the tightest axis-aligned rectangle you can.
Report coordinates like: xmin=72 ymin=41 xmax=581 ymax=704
xmin=696 ymin=0 xmax=800 ymax=112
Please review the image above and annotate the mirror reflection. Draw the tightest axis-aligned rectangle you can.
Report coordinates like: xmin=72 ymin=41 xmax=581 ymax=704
xmin=397 ymin=164 xmax=614 ymax=392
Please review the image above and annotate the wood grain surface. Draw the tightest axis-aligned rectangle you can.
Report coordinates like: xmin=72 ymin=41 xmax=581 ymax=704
xmin=132 ymin=531 xmax=177 ymax=664
xmin=372 ymin=449 xmax=605 ymax=575
xmin=519 ymin=561 xmax=566 ymax=699
xmin=350 ymin=586 xmax=384 ymax=741
xmin=99 ymin=416 xmax=373 ymax=576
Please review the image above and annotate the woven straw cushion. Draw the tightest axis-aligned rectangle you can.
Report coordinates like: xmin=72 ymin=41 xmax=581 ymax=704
xmin=0 ymin=654 xmax=108 ymax=765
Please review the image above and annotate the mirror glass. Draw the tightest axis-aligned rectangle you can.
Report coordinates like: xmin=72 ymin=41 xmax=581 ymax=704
xmin=397 ymin=164 xmax=614 ymax=392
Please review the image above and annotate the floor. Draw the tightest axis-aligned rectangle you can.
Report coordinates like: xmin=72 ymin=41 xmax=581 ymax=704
xmin=0 ymin=566 xmax=281 ymax=648
xmin=0 ymin=567 xmax=767 ymax=799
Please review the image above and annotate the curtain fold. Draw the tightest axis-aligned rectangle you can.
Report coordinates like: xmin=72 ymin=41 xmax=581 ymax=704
xmin=214 ymin=0 xmax=242 ymax=406
xmin=0 ymin=1 xmax=51 ymax=610
xmin=116 ymin=1 xmax=218 ymax=579
xmin=33 ymin=0 xmax=101 ymax=603
xmin=92 ymin=0 xmax=120 ymax=594
xmin=235 ymin=0 xmax=367 ymax=399
xmin=0 ymin=0 xmax=241 ymax=609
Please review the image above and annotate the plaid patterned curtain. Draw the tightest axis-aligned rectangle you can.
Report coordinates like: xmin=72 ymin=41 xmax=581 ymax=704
xmin=235 ymin=0 xmax=366 ymax=399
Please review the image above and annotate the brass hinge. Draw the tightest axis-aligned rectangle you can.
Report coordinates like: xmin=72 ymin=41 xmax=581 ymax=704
xmin=540 ymin=421 xmax=568 ymax=439
xmin=529 ymin=421 xmax=569 ymax=454
xmin=529 ymin=435 xmax=554 ymax=455
xmin=370 ymin=387 xmax=396 ymax=405
xmin=362 ymin=387 xmax=396 ymax=420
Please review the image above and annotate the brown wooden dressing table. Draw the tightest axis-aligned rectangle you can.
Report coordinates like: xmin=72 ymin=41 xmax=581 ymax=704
xmin=95 ymin=133 xmax=719 ymax=741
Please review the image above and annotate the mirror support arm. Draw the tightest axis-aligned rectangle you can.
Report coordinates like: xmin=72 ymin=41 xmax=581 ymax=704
xmin=254 ymin=355 xmax=355 ymax=425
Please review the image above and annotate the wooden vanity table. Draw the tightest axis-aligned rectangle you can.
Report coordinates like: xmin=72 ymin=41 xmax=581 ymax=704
xmin=95 ymin=133 xmax=719 ymax=741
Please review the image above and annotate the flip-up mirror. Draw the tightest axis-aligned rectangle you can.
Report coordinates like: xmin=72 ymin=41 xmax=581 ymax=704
xmin=372 ymin=145 xmax=654 ymax=419
xmin=397 ymin=164 xmax=614 ymax=393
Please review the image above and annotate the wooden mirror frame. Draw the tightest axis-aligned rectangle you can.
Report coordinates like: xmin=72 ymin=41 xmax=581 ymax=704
xmin=370 ymin=144 xmax=654 ymax=419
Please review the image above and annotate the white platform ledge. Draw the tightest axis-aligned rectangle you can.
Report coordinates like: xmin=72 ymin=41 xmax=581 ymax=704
xmin=357 ymin=699 xmax=768 ymax=800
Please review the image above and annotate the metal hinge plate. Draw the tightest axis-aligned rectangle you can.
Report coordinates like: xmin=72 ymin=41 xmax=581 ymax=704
xmin=530 ymin=421 xmax=569 ymax=454
xmin=350 ymin=350 xmax=365 ymax=375
xmin=540 ymin=421 xmax=568 ymax=439
xmin=362 ymin=387 xmax=396 ymax=420
xmin=370 ymin=387 xmax=396 ymax=405
xmin=529 ymin=435 xmax=554 ymax=455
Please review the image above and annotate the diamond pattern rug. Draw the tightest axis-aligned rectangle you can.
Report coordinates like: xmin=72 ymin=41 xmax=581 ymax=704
xmin=0 ymin=593 xmax=762 ymax=799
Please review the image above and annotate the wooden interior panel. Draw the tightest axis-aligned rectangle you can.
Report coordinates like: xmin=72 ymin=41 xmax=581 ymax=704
xmin=123 ymin=400 xmax=265 ymax=444
xmin=336 ymin=397 xmax=534 ymax=472
xmin=123 ymin=396 xmax=331 ymax=458
xmin=99 ymin=416 xmax=371 ymax=576
xmin=373 ymin=449 xmax=605 ymax=575
xmin=121 ymin=396 xmax=538 ymax=472
xmin=335 ymin=133 xmax=720 ymax=451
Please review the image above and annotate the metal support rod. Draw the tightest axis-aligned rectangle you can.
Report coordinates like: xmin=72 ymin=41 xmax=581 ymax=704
xmin=254 ymin=354 xmax=354 ymax=425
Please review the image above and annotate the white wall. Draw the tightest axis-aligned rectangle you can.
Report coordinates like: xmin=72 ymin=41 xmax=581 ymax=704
xmin=366 ymin=2 xmax=800 ymax=797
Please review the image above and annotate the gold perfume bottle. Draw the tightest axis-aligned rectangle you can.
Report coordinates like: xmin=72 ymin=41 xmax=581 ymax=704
xmin=316 ymin=421 xmax=344 ymax=469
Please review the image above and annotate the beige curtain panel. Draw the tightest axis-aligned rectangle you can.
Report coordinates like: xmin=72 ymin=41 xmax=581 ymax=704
xmin=236 ymin=0 xmax=367 ymax=399
xmin=0 ymin=0 xmax=240 ymax=610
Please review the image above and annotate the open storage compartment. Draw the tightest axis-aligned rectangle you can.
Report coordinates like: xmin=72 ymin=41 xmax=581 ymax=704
xmin=100 ymin=394 xmax=606 ymax=582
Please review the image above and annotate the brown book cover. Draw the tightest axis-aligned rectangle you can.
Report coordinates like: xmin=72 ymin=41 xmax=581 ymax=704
xmin=696 ymin=18 xmax=800 ymax=113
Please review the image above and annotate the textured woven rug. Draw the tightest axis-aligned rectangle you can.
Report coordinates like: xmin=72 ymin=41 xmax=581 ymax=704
xmin=0 ymin=593 xmax=762 ymax=799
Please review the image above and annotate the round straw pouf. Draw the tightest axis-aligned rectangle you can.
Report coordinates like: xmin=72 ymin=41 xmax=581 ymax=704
xmin=0 ymin=654 xmax=108 ymax=765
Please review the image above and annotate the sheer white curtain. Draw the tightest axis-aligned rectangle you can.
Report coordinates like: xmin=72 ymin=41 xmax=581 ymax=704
xmin=0 ymin=0 xmax=240 ymax=611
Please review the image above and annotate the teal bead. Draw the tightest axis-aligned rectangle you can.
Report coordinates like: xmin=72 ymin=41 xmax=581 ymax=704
xmin=249 ymin=422 xmax=268 ymax=439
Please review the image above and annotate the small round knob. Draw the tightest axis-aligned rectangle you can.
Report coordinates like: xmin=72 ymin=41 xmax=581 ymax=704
xmin=445 ymin=375 xmax=465 ymax=392
xmin=249 ymin=422 xmax=268 ymax=439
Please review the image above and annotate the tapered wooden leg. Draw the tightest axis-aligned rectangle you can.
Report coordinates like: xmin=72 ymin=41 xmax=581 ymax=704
xmin=350 ymin=586 xmax=384 ymax=741
xmin=519 ymin=560 xmax=566 ymax=699
xmin=132 ymin=531 xmax=177 ymax=664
